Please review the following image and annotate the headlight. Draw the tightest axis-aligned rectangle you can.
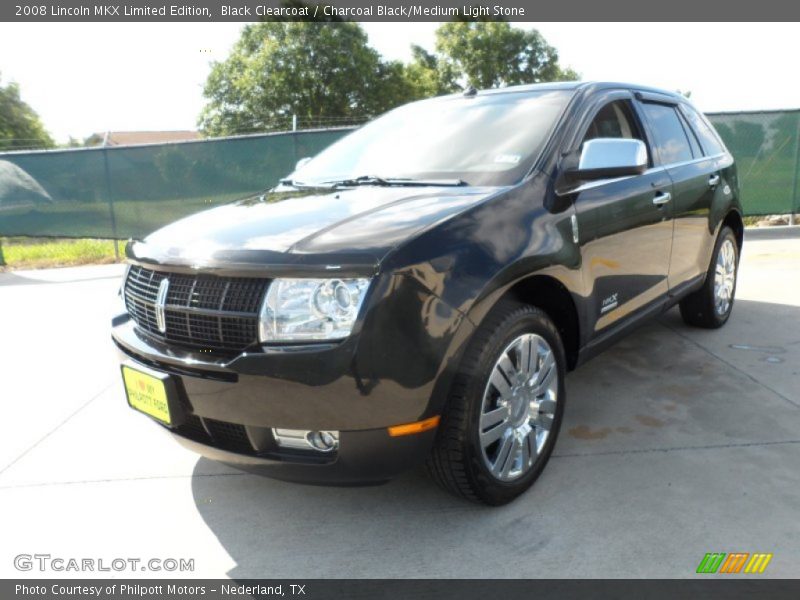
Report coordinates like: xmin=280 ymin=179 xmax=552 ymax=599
xmin=258 ymin=278 xmax=371 ymax=342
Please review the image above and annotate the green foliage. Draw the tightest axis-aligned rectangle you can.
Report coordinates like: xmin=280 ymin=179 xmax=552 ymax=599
xmin=199 ymin=22 xmax=579 ymax=135
xmin=0 ymin=74 xmax=54 ymax=150
xmin=198 ymin=22 xmax=423 ymax=136
xmin=404 ymin=45 xmax=460 ymax=97
xmin=433 ymin=22 xmax=579 ymax=90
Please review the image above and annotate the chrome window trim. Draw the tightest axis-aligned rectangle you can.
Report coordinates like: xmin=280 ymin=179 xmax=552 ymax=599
xmin=567 ymin=152 xmax=728 ymax=194
xmin=648 ymin=152 xmax=726 ymax=171
xmin=570 ymin=175 xmax=638 ymax=194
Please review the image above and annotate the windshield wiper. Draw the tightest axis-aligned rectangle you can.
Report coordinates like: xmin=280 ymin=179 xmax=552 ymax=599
xmin=325 ymin=175 xmax=391 ymax=187
xmin=321 ymin=175 xmax=468 ymax=188
xmin=277 ymin=178 xmax=334 ymax=190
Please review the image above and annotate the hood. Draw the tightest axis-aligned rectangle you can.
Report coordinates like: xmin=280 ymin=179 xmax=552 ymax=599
xmin=130 ymin=185 xmax=499 ymax=272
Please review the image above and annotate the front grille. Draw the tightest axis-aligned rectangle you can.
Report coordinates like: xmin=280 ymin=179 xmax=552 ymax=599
xmin=124 ymin=265 xmax=268 ymax=355
xmin=177 ymin=414 xmax=212 ymax=444
xmin=203 ymin=418 xmax=254 ymax=454
xmin=174 ymin=415 xmax=254 ymax=454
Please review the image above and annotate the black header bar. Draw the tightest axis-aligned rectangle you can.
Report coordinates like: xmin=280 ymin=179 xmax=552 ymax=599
xmin=4 ymin=579 xmax=800 ymax=600
xmin=3 ymin=0 xmax=800 ymax=22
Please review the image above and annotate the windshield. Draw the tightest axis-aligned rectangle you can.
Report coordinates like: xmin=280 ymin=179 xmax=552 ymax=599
xmin=291 ymin=90 xmax=572 ymax=187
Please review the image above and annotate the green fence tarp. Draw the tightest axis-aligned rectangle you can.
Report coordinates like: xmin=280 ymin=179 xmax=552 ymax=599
xmin=707 ymin=110 xmax=800 ymax=217
xmin=0 ymin=128 xmax=349 ymax=239
xmin=0 ymin=111 xmax=798 ymax=241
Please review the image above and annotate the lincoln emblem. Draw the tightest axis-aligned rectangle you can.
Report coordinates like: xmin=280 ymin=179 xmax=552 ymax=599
xmin=155 ymin=278 xmax=169 ymax=333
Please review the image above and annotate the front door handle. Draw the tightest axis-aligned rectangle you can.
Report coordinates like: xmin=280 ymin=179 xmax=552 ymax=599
xmin=653 ymin=191 xmax=671 ymax=206
xmin=708 ymin=174 xmax=721 ymax=187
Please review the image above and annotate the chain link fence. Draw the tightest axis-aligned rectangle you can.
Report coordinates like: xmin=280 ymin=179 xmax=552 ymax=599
xmin=0 ymin=110 xmax=797 ymax=243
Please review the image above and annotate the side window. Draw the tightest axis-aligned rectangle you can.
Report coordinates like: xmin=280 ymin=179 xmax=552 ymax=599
xmin=640 ymin=103 xmax=694 ymax=165
xmin=583 ymin=100 xmax=643 ymax=143
xmin=681 ymin=104 xmax=726 ymax=156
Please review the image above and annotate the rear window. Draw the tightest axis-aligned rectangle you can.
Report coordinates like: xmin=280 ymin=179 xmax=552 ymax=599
xmin=681 ymin=104 xmax=726 ymax=156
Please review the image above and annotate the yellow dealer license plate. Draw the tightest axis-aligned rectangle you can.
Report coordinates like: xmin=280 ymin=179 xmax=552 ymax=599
xmin=122 ymin=365 xmax=173 ymax=425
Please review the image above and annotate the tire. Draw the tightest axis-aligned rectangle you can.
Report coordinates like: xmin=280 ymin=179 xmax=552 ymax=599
xmin=426 ymin=301 xmax=566 ymax=505
xmin=679 ymin=226 xmax=739 ymax=329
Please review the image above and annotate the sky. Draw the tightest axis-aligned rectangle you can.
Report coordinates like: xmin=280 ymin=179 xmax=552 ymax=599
xmin=0 ymin=22 xmax=797 ymax=143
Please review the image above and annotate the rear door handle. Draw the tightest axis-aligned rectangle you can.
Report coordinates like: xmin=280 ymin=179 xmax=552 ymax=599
xmin=653 ymin=191 xmax=671 ymax=206
xmin=708 ymin=174 xmax=721 ymax=187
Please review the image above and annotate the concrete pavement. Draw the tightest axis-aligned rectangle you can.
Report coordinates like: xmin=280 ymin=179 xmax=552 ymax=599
xmin=0 ymin=231 xmax=798 ymax=578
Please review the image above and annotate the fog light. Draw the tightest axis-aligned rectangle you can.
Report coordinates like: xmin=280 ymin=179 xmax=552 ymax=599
xmin=307 ymin=430 xmax=339 ymax=452
xmin=272 ymin=428 xmax=339 ymax=453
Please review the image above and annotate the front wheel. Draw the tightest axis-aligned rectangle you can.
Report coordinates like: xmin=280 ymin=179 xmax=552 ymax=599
xmin=679 ymin=226 xmax=739 ymax=328
xmin=426 ymin=302 xmax=566 ymax=505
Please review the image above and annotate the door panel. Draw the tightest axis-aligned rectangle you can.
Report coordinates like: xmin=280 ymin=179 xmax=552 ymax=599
xmin=636 ymin=99 xmax=717 ymax=292
xmin=575 ymin=169 xmax=673 ymax=337
xmin=665 ymin=157 xmax=719 ymax=288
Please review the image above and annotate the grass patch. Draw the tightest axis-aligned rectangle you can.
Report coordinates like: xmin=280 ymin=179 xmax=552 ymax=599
xmin=0 ymin=237 xmax=120 ymax=269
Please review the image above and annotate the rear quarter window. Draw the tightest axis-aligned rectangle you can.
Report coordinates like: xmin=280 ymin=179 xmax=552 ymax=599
xmin=681 ymin=104 xmax=727 ymax=156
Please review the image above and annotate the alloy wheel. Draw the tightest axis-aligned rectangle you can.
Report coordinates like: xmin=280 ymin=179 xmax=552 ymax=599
xmin=714 ymin=238 xmax=736 ymax=316
xmin=478 ymin=333 xmax=559 ymax=482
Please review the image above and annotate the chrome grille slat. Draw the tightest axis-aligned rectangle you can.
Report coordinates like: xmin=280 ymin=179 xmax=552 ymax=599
xmin=161 ymin=304 xmax=257 ymax=319
xmin=218 ymin=281 xmax=231 ymax=343
xmin=185 ymin=279 xmax=198 ymax=341
xmin=124 ymin=265 xmax=269 ymax=355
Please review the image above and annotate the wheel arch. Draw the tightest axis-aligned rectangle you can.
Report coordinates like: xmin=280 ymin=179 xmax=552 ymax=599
xmin=425 ymin=271 xmax=582 ymax=421
xmin=503 ymin=275 xmax=581 ymax=371
xmin=722 ymin=208 xmax=744 ymax=251
xmin=461 ymin=271 xmax=582 ymax=372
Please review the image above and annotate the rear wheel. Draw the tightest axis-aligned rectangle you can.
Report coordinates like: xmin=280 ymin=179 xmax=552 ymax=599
xmin=426 ymin=301 xmax=566 ymax=505
xmin=679 ymin=226 xmax=739 ymax=328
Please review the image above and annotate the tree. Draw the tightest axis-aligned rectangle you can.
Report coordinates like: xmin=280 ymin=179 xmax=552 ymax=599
xmin=432 ymin=22 xmax=578 ymax=90
xmin=198 ymin=22 xmax=421 ymax=136
xmin=0 ymin=74 xmax=54 ymax=150
xmin=199 ymin=22 xmax=580 ymax=136
xmin=403 ymin=45 xmax=459 ymax=97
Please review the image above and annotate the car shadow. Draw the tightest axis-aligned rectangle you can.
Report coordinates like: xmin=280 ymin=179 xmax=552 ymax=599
xmin=0 ymin=271 xmax=49 ymax=286
xmin=189 ymin=299 xmax=800 ymax=579
xmin=0 ymin=269 xmax=123 ymax=286
xmin=189 ymin=458 xmax=490 ymax=578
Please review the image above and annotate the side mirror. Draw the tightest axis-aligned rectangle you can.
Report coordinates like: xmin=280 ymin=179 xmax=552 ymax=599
xmin=559 ymin=139 xmax=648 ymax=194
xmin=574 ymin=138 xmax=647 ymax=181
xmin=295 ymin=157 xmax=312 ymax=171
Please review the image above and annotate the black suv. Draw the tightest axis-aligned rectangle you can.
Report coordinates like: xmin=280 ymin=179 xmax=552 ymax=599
xmin=113 ymin=81 xmax=742 ymax=505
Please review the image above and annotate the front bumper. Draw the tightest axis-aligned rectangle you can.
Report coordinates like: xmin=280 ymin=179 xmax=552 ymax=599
xmin=112 ymin=315 xmax=439 ymax=484
xmin=169 ymin=425 xmax=436 ymax=485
